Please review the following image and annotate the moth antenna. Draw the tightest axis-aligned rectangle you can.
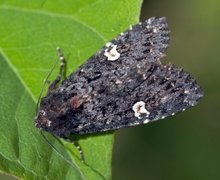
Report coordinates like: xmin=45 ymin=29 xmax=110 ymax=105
xmin=35 ymin=53 xmax=60 ymax=115
xmin=36 ymin=47 xmax=67 ymax=115
xmin=40 ymin=131 xmax=85 ymax=173
xmin=48 ymin=47 xmax=67 ymax=93
xmin=40 ymin=131 xmax=70 ymax=162
xmin=40 ymin=131 xmax=106 ymax=179
xmin=56 ymin=47 xmax=67 ymax=79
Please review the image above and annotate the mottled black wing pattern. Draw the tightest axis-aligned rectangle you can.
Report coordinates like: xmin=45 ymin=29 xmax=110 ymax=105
xmin=99 ymin=16 xmax=169 ymax=63
xmin=35 ymin=17 xmax=203 ymax=138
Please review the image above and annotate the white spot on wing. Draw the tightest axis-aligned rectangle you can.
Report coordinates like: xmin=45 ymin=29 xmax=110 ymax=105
xmin=132 ymin=101 xmax=150 ymax=119
xmin=143 ymin=119 xmax=150 ymax=124
xmin=131 ymin=122 xmax=140 ymax=126
xmin=184 ymin=90 xmax=189 ymax=94
xmin=104 ymin=45 xmax=120 ymax=61
xmin=153 ymin=28 xmax=159 ymax=33
xmin=190 ymin=102 xmax=195 ymax=106
xmin=147 ymin=18 xmax=152 ymax=24
xmin=115 ymin=79 xmax=122 ymax=84
xmin=40 ymin=110 xmax=46 ymax=116
xmin=47 ymin=120 xmax=52 ymax=127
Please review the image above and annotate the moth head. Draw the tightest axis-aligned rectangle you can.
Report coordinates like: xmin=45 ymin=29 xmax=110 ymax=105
xmin=35 ymin=109 xmax=50 ymax=129
xmin=34 ymin=93 xmax=85 ymax=137
xmin=35 ymin=94 xmax=66 ymax=131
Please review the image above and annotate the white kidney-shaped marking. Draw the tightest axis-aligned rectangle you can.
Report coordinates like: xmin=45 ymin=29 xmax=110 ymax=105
xmin=104 ymin=45 xmax=120 ymax=61
xmin=132 ymin=101 xmax=150 ymax=119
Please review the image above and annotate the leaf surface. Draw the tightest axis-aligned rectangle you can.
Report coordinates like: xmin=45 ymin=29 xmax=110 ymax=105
xmin=0 ymin=0 xmax=143 ymax=179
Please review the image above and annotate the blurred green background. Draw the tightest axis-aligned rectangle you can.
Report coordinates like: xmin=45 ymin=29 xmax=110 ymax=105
xmin=1 ymin=0 xmax=219 ymax=179
xmin=113 ymin=0 xmax=220 ymax=180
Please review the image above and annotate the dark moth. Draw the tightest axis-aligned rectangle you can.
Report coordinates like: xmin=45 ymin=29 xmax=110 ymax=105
xmin=35 ymin=17 xmax=203 ymax=138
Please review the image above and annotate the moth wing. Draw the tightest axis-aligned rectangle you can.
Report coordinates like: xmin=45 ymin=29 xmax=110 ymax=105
xmin=95 ymin=17 xmax=169 ymax=63
xmin=63 ymin=63 xmax=203 ymax=135
xmin=37 ymin=17 xmax=202 ymax=137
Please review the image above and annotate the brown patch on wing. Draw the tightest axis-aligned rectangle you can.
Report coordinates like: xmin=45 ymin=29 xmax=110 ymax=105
xmin=69 ymin=96 xmax=82 ymax=109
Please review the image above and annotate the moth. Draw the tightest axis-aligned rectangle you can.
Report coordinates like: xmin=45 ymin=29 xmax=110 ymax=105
xmin=35 ymin=17 xmax=203 ymax=158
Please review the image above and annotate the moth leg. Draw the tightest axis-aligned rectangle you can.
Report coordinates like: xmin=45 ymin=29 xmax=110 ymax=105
xmin=48 ymin=47 xmax=66 ymax=94
xmin=73 ymin=141 xmax=85 ymax=162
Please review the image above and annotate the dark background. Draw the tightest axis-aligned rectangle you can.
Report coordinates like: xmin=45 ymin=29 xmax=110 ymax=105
xmin=113 ymin=0 xmax=220 ymax=180
xmin=1 ymin=0 xmax=219 ymax=179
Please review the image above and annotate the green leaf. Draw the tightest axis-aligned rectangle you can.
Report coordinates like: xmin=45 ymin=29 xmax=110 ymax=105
xmin=0 ymin=0 xmax=143 ymax=179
